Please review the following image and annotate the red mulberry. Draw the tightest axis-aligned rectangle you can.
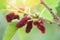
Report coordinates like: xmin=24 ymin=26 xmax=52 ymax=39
xmin=34 ymin=21 xmax=45 ymax=34
xmin=16 ymin=15 xmax=31 ymax=28
xmin=6 ymin=12 xmax=19 ymax=22
xmin=26 ymin=20 xmax=33 ymax=33
xmin=6 ymin=12 xmax=15 ymax=22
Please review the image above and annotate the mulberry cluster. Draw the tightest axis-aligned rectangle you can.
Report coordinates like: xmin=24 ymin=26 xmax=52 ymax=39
xmin=16 ymin=14 xmax=45 ymax=34
xmin=6 ymin=12 xmax=45 ymax=34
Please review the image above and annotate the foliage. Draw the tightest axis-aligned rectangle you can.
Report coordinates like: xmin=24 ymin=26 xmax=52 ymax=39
xmin=0 ymin=0 xmax=60 ymax=40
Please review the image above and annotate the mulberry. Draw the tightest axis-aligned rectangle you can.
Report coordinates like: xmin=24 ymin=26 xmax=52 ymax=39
xmin=26 ymin=20 xmax=33 ymax=33
xmin=6 ymin=12 xmax=19 ymax=22
xmin=6 ymin=12 xmax=15 ymax=22
xmin=16 ymin=15 xmax=31 ymax=28
xmin=34 ymin=21 xmax=45 ymax=34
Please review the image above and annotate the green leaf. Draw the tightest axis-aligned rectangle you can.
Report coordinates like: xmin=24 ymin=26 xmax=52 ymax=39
xmin=0 ymin=13 xmax=8 ymax=40
xmin=3 ymin=21 xmax=18 ymax=40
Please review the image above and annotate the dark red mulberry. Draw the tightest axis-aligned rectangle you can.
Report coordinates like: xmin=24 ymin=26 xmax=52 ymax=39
xmin=6 ymin=12 xmax=19 ymax=22
xmin=16 ymin=15 xmax=31 ymax=28
xmin=34 ymin=21 xmax=45 ymax=34
xmin=6 ymin=12 xmax=15 ymax=22
xmin=26 ymin=20 xmax=33 ymax=33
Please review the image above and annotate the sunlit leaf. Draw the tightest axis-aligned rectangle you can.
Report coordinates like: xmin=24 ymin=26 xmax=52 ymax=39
xmin=3 ymin=21 xmax=18 ymax=40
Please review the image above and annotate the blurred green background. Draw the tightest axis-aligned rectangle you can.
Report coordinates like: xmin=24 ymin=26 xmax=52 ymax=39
xmin=0 ymin=0 xmax=60 ymax=40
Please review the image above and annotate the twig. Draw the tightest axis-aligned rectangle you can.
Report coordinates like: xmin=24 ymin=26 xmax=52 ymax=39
xmin=38 ymin=17 xmax=60 ymax=26
xmin=40 ymin=0 xmax=60 ymax=22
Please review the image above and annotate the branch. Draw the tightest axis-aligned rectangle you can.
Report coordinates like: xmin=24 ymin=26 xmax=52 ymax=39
xmin=38 ymin=17 xmax=60 ymax=26
xmin=40 ymin=0 xmax=60 ymax=22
